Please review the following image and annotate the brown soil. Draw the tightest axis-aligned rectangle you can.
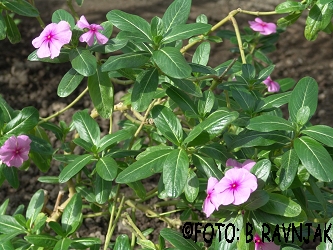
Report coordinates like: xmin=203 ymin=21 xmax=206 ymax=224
xmin=0 ymin=0 xmax=331 ymax=249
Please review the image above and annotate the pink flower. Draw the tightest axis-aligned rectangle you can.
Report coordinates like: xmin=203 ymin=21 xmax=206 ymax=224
xmin=226 ymin=158 xmax=256 ymax=171
xmin=77 ymin=15 xmax=108 ymax=46
xmin=248 ymin=18 xmax=277 ymax=35
xmin=32 ymin=21 xmax=72 ymax=59
xmin=263 ymin=76 xmax=280 ymax=93
xmin=203 ymin=177 xmax=223 ymax=217
xmin=214 ymin=168 xmax=257 ymax=206
xmin=254 ymin=233 xmax=280 ymax=250
xmin=0 ymin=135 xmax=31 ymax=167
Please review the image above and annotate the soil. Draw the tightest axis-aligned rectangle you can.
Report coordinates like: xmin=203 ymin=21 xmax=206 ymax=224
xmin=0 ymin=0 xmax=332 ymax=249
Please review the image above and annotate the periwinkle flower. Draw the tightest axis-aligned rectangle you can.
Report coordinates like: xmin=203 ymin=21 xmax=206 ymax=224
xmin=263 ymin=76 xmax=280 ymax=93
xmin=214 ymin=168 xmax=258 ymax=206
xmin=226 ymin=158 xmax=256 ymax=171
xmin=0 ymin=135 xmax=31 ymax=167
xmin=32 ymin=21 xmax=72 ymax=59
xmin=77 ymin=15 xmax=108 ymax=46
xmin=203 ymin=177 xmax=222 ymax=218
xmin=248 ymin=18 xmax=277 ymax=35
xmin=254 ymin=233 xmax=280 ymax=250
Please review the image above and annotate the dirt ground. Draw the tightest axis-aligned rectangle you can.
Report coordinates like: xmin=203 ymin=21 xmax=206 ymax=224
xmin=0 ymin=0 xmax=332 ymax=249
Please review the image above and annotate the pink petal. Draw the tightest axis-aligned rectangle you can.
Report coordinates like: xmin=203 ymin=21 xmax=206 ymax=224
xmin=79 ymin=31 xmax=95 ymax=46
xmin=249 ymin=22 xmax=265 ymax=32
xmin=8 ymin=156 xmax=24 ymax=167
xmin=232 ymin=187 xmax=252 ymax=205
xmin=95 ymin=31 xmax=108 ymax=45
xmin=219 ymin=188 xmax=235 ymax=205
xmin=242 ymin=160 xmax=256 ymax=171
xmin=268 ymin=81 xmax=280 ymax=93
xmin=77 ymin=15 xmax=90 ymax=29
xmin=207 ymin=177 xmax=218 ymax=192
xmin=203 ymin=198 xmax=216 ymax=218
xmin=36 ymin=41 xmax=51 ymax=58
xmin=49 ymin=39 xmax=64 ymax=59
xmin=226 ymin=158 xmax=242 ymax=168
xmin=264 ymin=23 xmax=277 ymax=35
xmin=209 ymin=191 xmax=223 ymax=209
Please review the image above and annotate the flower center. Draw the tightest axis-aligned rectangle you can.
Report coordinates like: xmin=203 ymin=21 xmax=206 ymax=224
xmin=46 ymin=34 xmax=52 ymax=40
xmin=230 ymin=182 xmax=238 ymax=189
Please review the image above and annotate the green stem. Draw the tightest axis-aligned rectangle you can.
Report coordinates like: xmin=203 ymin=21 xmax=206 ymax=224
xmin=66 ymin=0 xmax=79 ymax=20
xmin=230 ymin=16 xmax=246 ymax=64
xmin=111 ymin=78 xmax=134 ymax=85
xmin=38 ymin=87 xmax=89 ymax=125
xmin=123 ymin=213 xmax=146 ymax=240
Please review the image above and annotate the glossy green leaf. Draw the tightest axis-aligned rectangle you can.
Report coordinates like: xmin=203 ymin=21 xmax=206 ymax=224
xmin=279 ymin=149 xmax=299 ymax=191
xmin=162 ymin=0 xmax=191 ymax=33
xmin=197 ymin=90 xmax=215 ymax=116
xmin=242 ymin=64 xmax=255 ymax=80
xmin=28 ymin=48 xmax=70 ymax=63
xmin=25 ymin=235 xmax=58 ymax=247
xmin=257 ymin=65 xmax=275 ymax=80
xmin=76 ymin=0 xmax=84 ymax=6
xmin=153 ymin=47 xmax=191 ymax=79
xmin=192 ymin=41 xmax=210 ymax=66
xmin=275 ymin=1 xmax=305 ymax=13
xmin=71 ymin=237 xmax=101 ymax=249
xmin=38 ymin=176 xmax=59 ymax=184
xmin=163 ymin=149 xmax=189 ymax=198
xmin=162 ymin=23 xmax=211 ymax=44
xmin=296 ymin=106 xmax=310 ymax=126
xmin=317 ymin=217 xmax=333 ymax=250
xmin=277 ymin=12 xmax=302 ymax=28
xmin=88 ymin=66 xmax=114 ymax=118
xmin=164 ymin=83 xmax=198 ymax=115
xmin=198 ymin=143 xmax=232 ymax=164
xmin=96 ymin=157 xmax=118 ymax=181
xmin=231 ymin=86 xmax=256 ymax=111
xmin=29 ymin=150 xmax=52 ymax=172
xmin=301 ymin=125 xmax=333 ymax=147
xmin=2 ymin=0 xmax=39 ymax=17
xmin=97 ymin=129 xmax=131 ymax=152
xmin=192 ymin=154 xmax=223 ymax=179
xmin=59 ymin=154 xmax=94 ymax=183
xmin=256 ymin=91 xmax=291 ymax=111
xmin=54 ymin=238 xmax=72 ymax=250
xmin=95 ymin=174 xmax=112 ymax=204
xmin=183 ymin=108 xmax=238 ymax=145
xmin=184 ymin=169 xmax=199 ymax=202
xmin=127 ymin=181 xmax=146 ymax=200
xmin=169 ymin=77 xmax=202 ymax=97
xmin=70 ymin=48 xmax=97 ymax=77
xmin=52 ymin=9 xmax=75 ymax=28
xmin=250 ymin=159 xmax=271 ymax=189
xmin=3 ymin=106 xmax=39 ymax=135
xmin=131 ymin=68 xmax=159 ymax=112
xmin=294 ymin=136 xmax=333 ymax=182
xmin=61 ymin=193 xmax=82 ymax=235
xmin=0 ymin=199 xmax=9 ymax=215
xmin=2 ymin=165 xmax=19 ymax=189
xmin=243 ymin=190 xmax=269 ymax=210
xmin=57 ymin=68 xmax=84 ymax=97
xmin=116 ymin=149 xmax=173 ymax=183
xmin=305 ymin=3 xmax=333 ymax=40
xmin=151 ymin=105 xmax=183 ymax=146
xmin=73 ymin=110 xmax=100 ymax=145
xmin=114 ymin=234 xmax=131 ymax=250
xmin=0 ymin=240 xmax=14 ymax=250
xmin=106 ymin=10 xmax=151 ymax=42
xmin=26 ymin=189 xmax=44 ymax=227
xmin=247 ymin=115 xmax=294 ymax=132
xmin=260 ymin=193 xmax=302 ymax=217
xmin=160 ymin=228 xmax=201 ymax=250
xmin=0 ymin=215 xmax=25 ymax=234
xmin=101 ymin=51 xmax=150 ymax=72
xmin=0 ymin=97 xmax=15 ymax=122
xmin=0 ymin=15 xmax=6 ymax=40
xmin=31 ymin=213 xmax=47 ymax=233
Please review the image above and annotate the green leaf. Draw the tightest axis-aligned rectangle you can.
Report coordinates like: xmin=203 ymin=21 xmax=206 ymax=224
xmin=243 ymin=190 xmax=269 ymax=210
xmin=153 ymin=47 xmax=191 ymax=79
xmin=70 ymin=48 xmax=97 ymax=77
xmin=2 ymin=165 xmax=19 ymax=189
xmin=301 ymin=125 xmax=333 ymax=147
xmin=131 ymin=68 xmax=159 ymax=112
xmin=163 ymin=149 xmax=189 ymax=198
xmin=0 ymin=97 xmax=15 ymax=122
xmin=151 ymin=105 xmax=183 ymax=146
xmin=183 ymin=108 xmax=238 ymax=145
xmin=256 ymin=91 xmax=291 ymax=111
xmin=4 ymin=14 xmax=21 ymax=44
xmin=97 ymin=129 xmax=131 ymax=152
xmin=197 ymin=90 xmax=215 ymax=116
xmin=96 ymin=156 xmax=118 ymax=181
xmin=162 ymin=0 xmax=192 ymax=33
xmin=250 ymin=159 xmax=271 ymax=189
xmin=192 ymin=41 xmax=210 ymax=66
xmin=127 ymin=181 xmax=146 ymax=200
xmin=0 ymin=15 xmax=7 ymax=40
xmin=260 ymin=193 xmax=302 ymax=217
xmin=294 ymin=136 xmax=333 ymax=182
xmin=0 ymin=215 xmax=26 ymax=234
xmin=25 ymin=235 xmax=58 ymax=247
xmin=198 ymin=143 xmax=232 ymax=164
xmin=164 ymin=83 xmax=198 ymax=115
xmin=275 ymin=1 xmax=305 ymax=13
xmin=160 ymin=228 xmax=201 ymax=250
xmin=279 ymin=149 xmax=299 ymax=191
xmin=73 ymin=110 xmax=100 ymax=145
xmin=257 ymin=65 xmax=275 ymax=80
xmin=162 ymin=23 xmax=211 ymax=44
xmin=28 ymin=49 xmax=70 ymax=63
xmin=184 ymin=169 xmax=199 ymax=202
xmin=296 ymin=106 xmax=310 ymax=126
xmin=3 ymin=106 xmax=39 ymax=135
xmin=106 ymin=10 xmax=151 ymax=42
xmin=31 ymin=213 xmax=47 ymax=233
xmin=38 ymin=176 xmax=59 ymax=184
xmin=54 ymin=238 xmax=72 ymax=250
xmin=0 ymin=199 xmax=9 ymax=215
xmin=0 ymin=240 xmax=14 ymax=250
xmin=57 ymin=68 xmax=84 ymax=97
xmin=305 ymin=3 xmax=333 ymax=40
xmin=247 ymin=115 xmax=294 ymax=132
xmin=88 ymin=66 xmax=114 ymax=118
xmin=317 ymin=217 xmax=333 ymax=250
xmin=113 ymin=234 xmax=131 ymax=250
xmin=116 ymin=149 xmax=173 ymax=183
xmin=52 ymin=9 xmax=75 ymax=28
xmin=26 ymin=190 xmax=44 ymax=227
xmin=29 ymin=150 xmax=52 ymax=172
xmin=277 ymin=12 xmax=302 ymax=28
xmin=169 ymin=77 xmax=202 ymax=98
xmin=95 ymin=174 xmax=112 ymax=204
xmin=192 ymin=154 xmax=223 ymax=179
xmin=61 ymin=193 xmax=82 ymax=235
xmin=76 ymin=0 xmax=84 ymax=6
xmin=101 ymin=52 xmax=151 ymax=72
xmin=231 ymin=86 xmax=256 ymax=111
xmin=59 ymin=154 xmax=94 ymax=183
xmin=2 ymin=0 xmax=39 ymax=17
xmin=242 ymin=64 xmax=255 ymax=80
